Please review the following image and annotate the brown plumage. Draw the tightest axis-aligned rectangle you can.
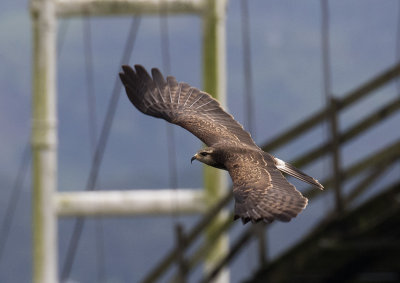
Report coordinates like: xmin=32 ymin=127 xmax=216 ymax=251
xmin=119 ymin=65 xmax=323 ymax=224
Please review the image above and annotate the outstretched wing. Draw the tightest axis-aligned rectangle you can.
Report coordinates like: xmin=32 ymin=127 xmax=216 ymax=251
xmin=226 ymin=150 xmax=308 ymax=224
xmin=119 ymin=65 xmax=257 ymax=148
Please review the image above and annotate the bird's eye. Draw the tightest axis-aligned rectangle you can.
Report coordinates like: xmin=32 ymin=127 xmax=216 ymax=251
xmin=200 ymin=152 xmax=208 ymax=156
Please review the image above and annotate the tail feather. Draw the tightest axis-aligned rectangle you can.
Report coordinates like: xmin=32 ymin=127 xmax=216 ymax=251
xmin=274 ymin=158 xmax=324 ymax=190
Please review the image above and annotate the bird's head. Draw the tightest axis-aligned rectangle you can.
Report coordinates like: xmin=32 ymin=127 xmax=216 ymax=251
xmin=191 ymin=147 xmax=227 ymax=170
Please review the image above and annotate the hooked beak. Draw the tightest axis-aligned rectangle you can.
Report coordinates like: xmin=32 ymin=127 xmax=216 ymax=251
xmin=191 ymin=154 xmax=198 ymax=164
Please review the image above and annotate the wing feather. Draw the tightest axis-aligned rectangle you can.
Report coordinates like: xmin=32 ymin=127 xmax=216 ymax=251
xmin=120 ymin=65 xmax=257 ymax=147
xmin=226 ymin=150 xmax=308 ymax=224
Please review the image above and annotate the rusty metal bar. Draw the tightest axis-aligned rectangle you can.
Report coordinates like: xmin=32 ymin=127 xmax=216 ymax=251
xmin=140 ymin=192 xmax=232 ymax=283
xmin=262 ymin=62 xmax=400 ymax=152
xmin=175 ymin=224 xmax=188 ymax=283
xmin=345 ymin=157 xmax=398 ymax=206
xmin=328 ymin=97 xmax=343 ymax=213
xmin=303 ymin=139 xmax=400 ymax=200
xmin=292 ymin=98 xmax=400 ymax=168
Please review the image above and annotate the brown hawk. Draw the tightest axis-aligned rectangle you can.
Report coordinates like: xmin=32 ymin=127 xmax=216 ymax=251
xmin=119 ymin=65 xmax=323 ymax=224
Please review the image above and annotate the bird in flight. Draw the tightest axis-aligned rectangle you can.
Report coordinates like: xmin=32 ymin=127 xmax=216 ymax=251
xmin=119 ymin=65 xmax=323 ymax=224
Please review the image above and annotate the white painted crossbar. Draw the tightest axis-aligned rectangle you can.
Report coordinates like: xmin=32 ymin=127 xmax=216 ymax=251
xmin=55 ymin=189 xmax=207 ymax=216
xmin=54 ymin=0 xmax=205 ymax=17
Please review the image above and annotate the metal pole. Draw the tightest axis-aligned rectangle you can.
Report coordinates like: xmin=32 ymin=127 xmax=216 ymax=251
xmin=202 ymin=0 xmax=229 ymax=282
xmin=321 ymin=0 xmax=343 ymax=213
xmin=31 ymin=0 xmax=58 ymax=281
xmin=329 ymin=97 xmax=343 ymax=213
xmin=175 ymin=224 xmax=188 ymax=283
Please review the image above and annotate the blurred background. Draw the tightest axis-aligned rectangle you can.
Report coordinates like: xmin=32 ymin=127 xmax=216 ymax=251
xmin=1 ymin=0 xmax=400 ymax=282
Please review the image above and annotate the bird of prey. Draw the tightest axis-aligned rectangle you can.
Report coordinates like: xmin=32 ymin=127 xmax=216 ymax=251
xmin=119 ymin=65 xmax=323 ymax=224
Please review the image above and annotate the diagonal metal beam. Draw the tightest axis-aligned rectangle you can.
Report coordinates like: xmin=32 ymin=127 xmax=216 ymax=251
xmin=303 ymin=139 xmax=400 ymax=200
xmin=262 ymin=62 xmax=400 ymax=152
xmin=292 ymin=98 xmax=400 ymax=168
xmin=140 ymin=192 xmax=232 ymax=283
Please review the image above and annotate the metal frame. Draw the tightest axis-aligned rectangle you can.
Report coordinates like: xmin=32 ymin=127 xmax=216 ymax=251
xmin=30 ymin=0 xmax=228 ymax=282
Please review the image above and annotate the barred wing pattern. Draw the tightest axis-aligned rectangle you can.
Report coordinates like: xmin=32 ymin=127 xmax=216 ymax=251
xmin=119 ymin=65 xmax=257 ymax=148
xmin=227 ymin=151 xmax=308 ymax=224
xmin=120 ymin=65 xmax=319 ymax=224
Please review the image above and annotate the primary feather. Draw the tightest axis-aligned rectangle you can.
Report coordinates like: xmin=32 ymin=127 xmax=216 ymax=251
xmin=120 ymin=65 xmax=323 ymax=224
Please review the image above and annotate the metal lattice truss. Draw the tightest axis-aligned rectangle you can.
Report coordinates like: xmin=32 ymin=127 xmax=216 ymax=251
xmin=31 ymin=0 xmax=229 ymax=282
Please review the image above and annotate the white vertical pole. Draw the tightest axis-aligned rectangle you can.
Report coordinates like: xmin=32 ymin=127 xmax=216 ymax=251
xmin=202 ymin=0 xmax=229 ymax=282
xmin=31 ymin=0 xmax=58 ymax=281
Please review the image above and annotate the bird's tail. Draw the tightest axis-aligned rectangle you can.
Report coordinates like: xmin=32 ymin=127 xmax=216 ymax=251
xmin=274 ymin=157 xmax=324 ymax=190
